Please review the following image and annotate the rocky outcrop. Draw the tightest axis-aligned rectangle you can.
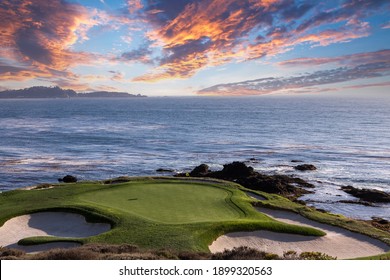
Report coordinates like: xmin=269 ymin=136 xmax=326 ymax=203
xmin=341 ymin=186 xmax=390 ymax=203
xmin=59 ymin=175 xmax=78 ymax=183
xmin=294 ymin=164 xmax=317 ymax=171
xmin=189 ymin=164 xmax=210 ymax=177
xmin=179 ymin=161 xmax=314 ymax=199
xmin=216 ymin=162 xmax=255 ymax=179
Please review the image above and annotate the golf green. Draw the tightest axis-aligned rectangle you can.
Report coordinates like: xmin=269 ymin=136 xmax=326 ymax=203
xmin=78 ymin=181 xmax=244 ymax=223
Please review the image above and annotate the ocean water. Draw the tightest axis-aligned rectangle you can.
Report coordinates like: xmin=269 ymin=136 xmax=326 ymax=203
xmin=0 ymin=95 xmax=389 ymax=219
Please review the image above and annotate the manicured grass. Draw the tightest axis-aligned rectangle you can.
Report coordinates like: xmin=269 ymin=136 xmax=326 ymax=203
xmin=79 ymin=181 xmax=243 ymax=223
xmin=0 ymin=177 xmax=324 ymax=252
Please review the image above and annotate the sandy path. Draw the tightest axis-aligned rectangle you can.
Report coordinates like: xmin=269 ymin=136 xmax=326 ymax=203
xmin=0 ymin=212 xmax=111 ymax=253
xmin=209 ymin=207 xmax=389 ymax=259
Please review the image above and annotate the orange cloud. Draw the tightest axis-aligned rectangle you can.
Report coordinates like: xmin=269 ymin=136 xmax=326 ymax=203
xmin=127 ymin=0 xmax=144 ymax=13
xmin=131 ymin=0 xmax=387 ymax=82
xmin=134 ymin=0 xmax=287 ymax=81
xmin=0 ymin=0 xmax=105 ymax=84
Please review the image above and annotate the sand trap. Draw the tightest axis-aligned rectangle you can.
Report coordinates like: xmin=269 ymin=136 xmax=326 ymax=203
xmin=0 ymin=212 xmax=111 ymax=253
xmin=246 ymin=192 xmax=267 ymax=201
xmin=209 ymin=207 xmax=389 ymax=259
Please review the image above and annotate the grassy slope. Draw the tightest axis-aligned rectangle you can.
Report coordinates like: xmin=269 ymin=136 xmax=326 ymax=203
xmin=0 ymin=178 xmax=324 ymax=252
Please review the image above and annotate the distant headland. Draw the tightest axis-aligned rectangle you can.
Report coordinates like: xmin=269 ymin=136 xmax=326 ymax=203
xmin=0 ymin=86 xmax=146 ymax=99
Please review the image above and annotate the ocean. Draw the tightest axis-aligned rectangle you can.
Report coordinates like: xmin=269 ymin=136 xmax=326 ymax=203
xmin=0 ymin=95 xmax=389 ymax=219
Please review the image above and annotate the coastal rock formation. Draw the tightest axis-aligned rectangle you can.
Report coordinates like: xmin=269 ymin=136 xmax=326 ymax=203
xmin=341 ymin=186 xmax=390 ymax=203
xmin=189 ymin=164 xmax=210 ymax=177
xmin=294 ymin=164 xmax=317 ymax=171
xmin=181 ymin=161 xmax=314 ymax=199
xmin=59 ymin=175 xmax=78 ymax=183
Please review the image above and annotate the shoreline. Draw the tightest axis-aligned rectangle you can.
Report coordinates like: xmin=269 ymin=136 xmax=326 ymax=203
xmin=1 ymin=160 xmax=389 ymax=220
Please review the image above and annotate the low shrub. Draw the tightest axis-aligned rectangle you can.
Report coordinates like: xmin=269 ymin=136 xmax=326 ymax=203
xmin=299 ymin=251 xmax=336 ymax=260
xmin=212 ymin=246 xmax=280 ymax=260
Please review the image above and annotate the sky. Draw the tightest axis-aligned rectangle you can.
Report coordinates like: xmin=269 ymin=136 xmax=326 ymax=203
xmin=0 ymin=0 xmax=389 ymax=96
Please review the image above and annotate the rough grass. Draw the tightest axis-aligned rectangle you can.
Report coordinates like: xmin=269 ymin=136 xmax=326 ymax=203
xmin=0 ymin=177 xmax=324 ymax=253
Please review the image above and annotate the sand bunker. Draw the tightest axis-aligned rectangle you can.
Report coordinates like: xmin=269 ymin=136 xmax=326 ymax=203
xmin=209 ymin=207 xmax=389 ymax=259
xmin=0 ymin=212 xmax=111 ymax=253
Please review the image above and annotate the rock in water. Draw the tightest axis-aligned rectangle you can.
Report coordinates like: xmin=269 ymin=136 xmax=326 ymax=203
xmin=186 ymin=161 xmax=314 ymax=199
xmin=341 ymin=186 xmax=390 ymax=203
xmin=189 ymin=164 xmax=210 ymax=177
xmin=220 ymin=161 xmax=254 ymax=178
xmin=61 ymin=175 xmax=78 ymax=183
xmin=294 ymin=164 xmax=317 ymax=171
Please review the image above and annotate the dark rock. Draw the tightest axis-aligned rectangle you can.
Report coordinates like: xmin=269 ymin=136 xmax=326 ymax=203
xmin=316 ymin=208 xmax=328 ymax=213
xmin=61 ymin=175 xmax=78 ymax=183
xmin=187 ymin=161 xmax=314 ymax=199
xmin=294 ymin=164 xmax=317 ymax=171
xmin=156 ymin=168 xmax=174 ymax=173
xmin=189 ymin=164 xmax=210 ymax=177
xmin=219 ymin=161 xmax=254 ymax=179
xmin=372 ymin=217 xmax=389 ymax=225
xmin=291 ymin=160 xmax=303 ymax=163
xmin=341 ymin=186 xmax=390 ymax=203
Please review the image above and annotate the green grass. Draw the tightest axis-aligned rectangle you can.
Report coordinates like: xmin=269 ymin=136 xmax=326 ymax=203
xmin=0 ymin=177 xmax=324 ymax=252
xmin=79 ymin=181 xmax=243 ymax=223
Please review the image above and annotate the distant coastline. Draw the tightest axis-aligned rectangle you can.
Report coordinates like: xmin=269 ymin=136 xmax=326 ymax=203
xmin=0 ymin=86 xmax=146 ymax=99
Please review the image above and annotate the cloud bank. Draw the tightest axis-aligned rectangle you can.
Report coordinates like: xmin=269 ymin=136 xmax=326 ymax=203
xmin=198 ymin=50 xmax=390 ymax=95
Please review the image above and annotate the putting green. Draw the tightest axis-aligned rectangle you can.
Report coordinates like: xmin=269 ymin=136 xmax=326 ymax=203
xmin=78 ymin=181 xmax=243 ymax=223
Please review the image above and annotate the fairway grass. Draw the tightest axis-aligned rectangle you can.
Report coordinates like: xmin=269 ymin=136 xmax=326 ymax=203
xmin=0 ymin=177 xmax=324 ymax=252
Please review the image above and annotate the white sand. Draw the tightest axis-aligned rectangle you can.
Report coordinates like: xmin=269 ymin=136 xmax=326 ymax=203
xmin=0 ymin=212 xmax=111 ymax=253
xmin=209 ymin=207 xmax=389 ymax=259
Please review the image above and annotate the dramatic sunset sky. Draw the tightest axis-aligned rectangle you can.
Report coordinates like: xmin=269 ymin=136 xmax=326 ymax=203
xmin=0 ymin=0 xmax=389 ymax=96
